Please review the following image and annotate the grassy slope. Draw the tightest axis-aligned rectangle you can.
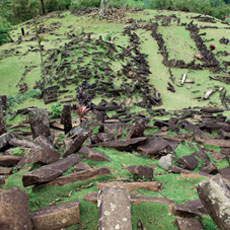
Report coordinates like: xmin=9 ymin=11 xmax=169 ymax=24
xmin=1 ymin=8 xmax=229 ymax=229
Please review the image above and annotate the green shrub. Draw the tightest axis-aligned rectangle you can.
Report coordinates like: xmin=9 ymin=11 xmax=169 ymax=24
xmin=50 ymin=102 xmax=62 ymax=118
xmin=0 ymin=17 xmax=11 ymax=45
xmin=45 ymin=0 xmax=72 ymax=12
xmin=7 ymin=89 xmax=42 ymax=110
xmin=11 ymin=147 xmax=24 ymax=156
xmin=70 ymin=0 xmax=100 ymax=9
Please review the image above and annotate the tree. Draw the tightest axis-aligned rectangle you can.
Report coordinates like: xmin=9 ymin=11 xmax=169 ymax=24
xmin=40 ymin=0 xmax=46 ymax=15
xmin=99 ymin=0 xmax=110 ymax=16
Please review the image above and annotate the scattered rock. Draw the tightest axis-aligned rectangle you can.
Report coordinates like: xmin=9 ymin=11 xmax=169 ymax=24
xmin=98 ymin=186 xmax=132 ymax=230
xmin=159 ymin=154 xmax=173 ymax=170
xmin=97 ymin=181 xmax=162 ymax=192
xmin=125 ymin=165 xmax=154 ymax=180
xmin=196 ymin=175 xmax=230 ymax=230
xmin=176 ymin=218 xmax=204 ymax=230
xmin=0 ymin=187 xmax=31 ymax=230
xmin=22 ymin=154 xmax=81 ymax=187
xmin=31 ymin=201 xmax=80 ymax=230
xmin=28 ymin=108 xmax=51 ymax=139
xmin=78 ymin=147 xmax=111 ymax=161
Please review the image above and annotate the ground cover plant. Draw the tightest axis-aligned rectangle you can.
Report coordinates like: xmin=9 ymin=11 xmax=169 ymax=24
xmin=1 ymin=5 xmax=230 ymax=230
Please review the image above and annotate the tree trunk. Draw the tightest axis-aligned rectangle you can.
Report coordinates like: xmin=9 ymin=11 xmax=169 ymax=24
xmin=40 ymin=0 xmax=46 ymax=15
xmin=99 ymin=0 xmax=110 ymax=16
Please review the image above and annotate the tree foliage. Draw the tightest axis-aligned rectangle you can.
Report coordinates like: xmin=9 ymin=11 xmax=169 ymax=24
xmin=0 ymin=17 xmax=11 ymax=45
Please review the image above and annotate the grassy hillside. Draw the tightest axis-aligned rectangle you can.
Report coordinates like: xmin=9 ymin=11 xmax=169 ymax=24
xmin=1 ymin=7 xmax=229 ymax=229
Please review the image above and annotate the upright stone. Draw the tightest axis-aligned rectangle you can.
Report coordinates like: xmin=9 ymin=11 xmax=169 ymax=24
xmin=0 ymin=95 xmax=7 ymax=112
xmin=196 ymin=175 xmax=230 ymax=230
xmin=28 ymin=108 xmax=51 ymax=139
xmin=98 ymin=186 xmax=132 ymax=230
xmin=0 ymin=108 xmax=6 ymax=135
xmin=0 ymin=187 xmax=31 ymax=230
xmin=61 ymin=104 xmax=72 ymax=134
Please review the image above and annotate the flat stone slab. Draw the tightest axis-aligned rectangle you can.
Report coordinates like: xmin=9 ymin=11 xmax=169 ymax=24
xmin=98 ymin=186 xmax=132 ymax=230
xmin=125 ymin=165 xmax=154 ymax=180
xmin=17 ymin=136 xmax=60 ymax=167
xmin=101 ymin=137 xmax=148 ymax=151
xmin=172 ymin=199 xmax=207 ymax=217
xmin=84 ymin=191 xmax=174 ymax=206
xmin=31 ymin=201 xmax=80 ymax=230
xmin=176 ymin=218 xmax=204 ymax=230
xmin=0 ymin=155 xmax=22 ymax=167
xmin=78 ymin=147 xmax=111 ymax=161
xmin=0 ymin=167 xmax=12 ymax=175
xmin=44 ymin=167 xmax=111 ymax=186
xmin=137 ymin=137 xmax=170 ymax=156
xmin=22 ymin=154 xmax=81 ymax=186
xmin=97 ymin=181 xmax=162 ymax=192
xmin=0 ymin=187 xmax=31 ymax=230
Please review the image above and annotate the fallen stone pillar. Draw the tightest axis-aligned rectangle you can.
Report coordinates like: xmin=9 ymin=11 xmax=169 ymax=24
xmin=196 ymin=174 xmax=230 ymax=230
xmin=31 ymin=201 xmax=80 ymax=230
xmin=98 ymin=186 xmax=132 ymax=230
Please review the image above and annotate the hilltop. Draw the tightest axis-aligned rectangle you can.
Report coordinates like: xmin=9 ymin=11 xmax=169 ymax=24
xmin=0 ymin=7 xmax=230 ymax=230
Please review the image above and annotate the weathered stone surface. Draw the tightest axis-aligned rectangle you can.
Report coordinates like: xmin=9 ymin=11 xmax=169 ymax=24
xmin=0 ymin=187 xmax=31 ymax=230
xmin=219 ymin=166 xmax=230 ymax=180
xmin=18 ymin=136 xmax=60 ymax=167
xmin=199 ymin=161 xmax=218 ymax=175
xmin=84 ymin=191 xmax=174 ymax=206
xmin=98 ymin=186 xmax=132 ymax=230
xmin=125 ymin=165 xmax=154 ymax=180
xmin=101 ymin=137 xmax=148 ymax=151
xmin=31 ymin=201 xmax=80 ymax=230
xmin=28 ymin=108 xmax=51 ymax=139
xmin=0 ymin=132 xmax=14 ymax=151
xmin=177 ymin=155 xmax=199 ymax=170
xmin=44 ymin=167 xmax=110 ymax=186
xmin=97 ymin=181 xmax=162 ymax=192
xmin=196 ymin=175 xmax=230 ymax=230
xmin=78 ymin=147 xmax=111 ymax=161
xmin=0 ymin=95 xmax=7 ymax=112
xmin=127 ymin=119 xmax=145 ymax=139
xmin=0 ymin=108 xmax=6 ymax=135
xmin=176 ymin=218 xmax=204 ymax=230
xmin=74 ymin=162 xmax=92 ymax=172
xmin=172 ymin=199 xmax=207 ymax=217
xmin=0 ymin=167 xmax=12 ymax=175
xmin=159 ymin=154 xmax=173 ymax=170
xmin=61 ymin=104 xmax=72 ymax=134
xmin=63 ymin=130 xmax=90 ymax=157
xmin=130 ymin=194 xmax=175 ymax=205
xmin=22 ymin=154 xmax=81 ymax=186
xmin=0 ymin=176 xmax=5 ymax=185
xmin=137 ymin=137 xmax=170 ymax=156
xmin=0 ymin=155 xmax=22 ymax=167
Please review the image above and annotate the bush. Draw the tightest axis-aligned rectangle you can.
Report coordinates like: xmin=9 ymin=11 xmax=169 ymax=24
xmin=7 ymin=89 xmax=42 ymax=110
xmin=11 ymin=0 xmax=39 ymax=23
xmin=0 ymin=17 xmax=11 ymax=45
xmin=70 ymin=0 xmax=100 ymax=9
xmin=45 ymin=0 xmax=72 ymax=12
xmin=50 ymin=102 xmax=62 ymax=118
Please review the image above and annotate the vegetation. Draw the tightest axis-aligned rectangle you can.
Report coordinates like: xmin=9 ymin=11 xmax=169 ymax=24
xmin=0 ymin=17 xmax=11 ymax=45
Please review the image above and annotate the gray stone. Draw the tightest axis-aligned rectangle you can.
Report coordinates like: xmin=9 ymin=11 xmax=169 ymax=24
xmin=98 ymin=186 xmax=132 ymax=230
xmin=0 ymin=187 xmax=31 ymax=230
xmin=159 ymin=154 xmax=173 ymax=170
xmin=196 ymin=174 xmax=230 ymax=230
